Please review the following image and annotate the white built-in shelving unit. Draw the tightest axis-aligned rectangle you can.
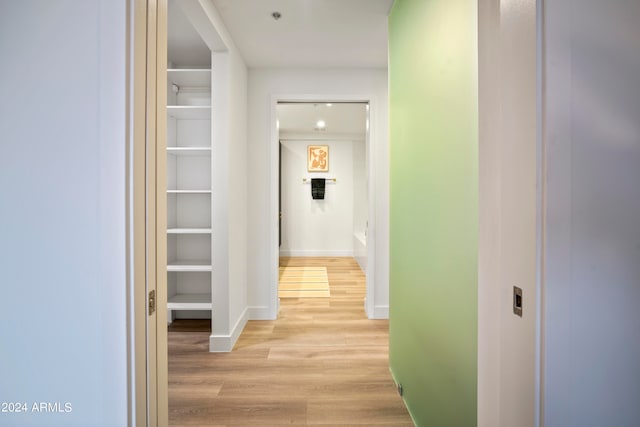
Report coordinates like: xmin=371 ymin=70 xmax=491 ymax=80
xmin=166 ymin=67 xmax=213 ymax=322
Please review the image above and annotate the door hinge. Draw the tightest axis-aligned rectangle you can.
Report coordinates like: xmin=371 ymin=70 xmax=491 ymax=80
xmin=148 ymin=289 xmax=156 ymax=315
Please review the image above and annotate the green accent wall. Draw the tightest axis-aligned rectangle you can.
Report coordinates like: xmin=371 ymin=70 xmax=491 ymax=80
xmin=388 ymin=0 xmax=478 ymax=425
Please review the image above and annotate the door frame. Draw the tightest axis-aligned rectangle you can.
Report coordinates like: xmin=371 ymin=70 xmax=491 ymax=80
xmin=131 ymin=0 xmax=168 ymax=425
xmin=269 ymin=94 xmax=378 ymax=319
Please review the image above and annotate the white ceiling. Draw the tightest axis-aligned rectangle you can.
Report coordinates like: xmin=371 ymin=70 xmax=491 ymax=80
xmin=167 ymin=2 xmax=376 ymax=135
xmin=210 ymin=0 xmax=393 ymax=68
xmin=277 ymin=102 xmax=367 ymax=136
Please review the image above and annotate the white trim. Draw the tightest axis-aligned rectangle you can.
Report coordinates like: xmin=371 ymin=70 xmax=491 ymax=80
xmin=270 ymin=93 xmax=379 ymax=320
xmin=125 ymin=0 xmax=136 ymax=421
xmin=535 ymin=1 xmax=545 ymax=425
xmin=372 ymin=305 xmax=389 ymax=319
xmin=209 ymin=307 xmax=249 ymax=352
xmin=364 ymin=98 xmax=377 ymax=319
xmin=279 ymin=131 xmax=366 ymax=142
xmin=129 ymin=0 xmax=150 ymax=424
xmin=279 ymin=250 xmax=354 ymax=257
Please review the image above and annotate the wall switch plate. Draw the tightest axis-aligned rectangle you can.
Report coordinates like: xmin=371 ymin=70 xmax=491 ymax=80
xmin=513 ymin=286 xmax=523 ymax=317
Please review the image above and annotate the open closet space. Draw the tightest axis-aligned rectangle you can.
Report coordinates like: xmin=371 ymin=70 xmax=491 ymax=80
xmin=166 ymin=0 xmax=213 ymax=325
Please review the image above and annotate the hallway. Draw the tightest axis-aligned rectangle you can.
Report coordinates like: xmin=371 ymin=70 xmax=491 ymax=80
xmin=168 ymin=257 xmax=413 ymax=425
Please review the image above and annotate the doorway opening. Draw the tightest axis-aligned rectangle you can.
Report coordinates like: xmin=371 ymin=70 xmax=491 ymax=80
xmin=271 ymin=99 xmax=375 ymax=318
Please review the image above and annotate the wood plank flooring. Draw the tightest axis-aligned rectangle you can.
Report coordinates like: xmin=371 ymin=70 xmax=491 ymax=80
xmin=168 ymin=257 xmax=413 ymax=426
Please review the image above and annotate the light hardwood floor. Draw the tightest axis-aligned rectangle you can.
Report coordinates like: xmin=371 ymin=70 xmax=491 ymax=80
xmin=168 ymin=257 xmax=414 ymax=426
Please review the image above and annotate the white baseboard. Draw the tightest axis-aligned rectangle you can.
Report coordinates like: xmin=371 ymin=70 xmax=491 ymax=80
xmin=279 ymin=249 xmax=353 ymax=257
xmin=372 ymin=305 xmax=389 ymax=319
xmin=209 ymin=307 xmax=248 ymax=352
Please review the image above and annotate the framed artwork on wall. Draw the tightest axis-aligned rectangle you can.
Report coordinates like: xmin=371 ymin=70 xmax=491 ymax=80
xmin=308 ymin=145 xmax=329 ymax=172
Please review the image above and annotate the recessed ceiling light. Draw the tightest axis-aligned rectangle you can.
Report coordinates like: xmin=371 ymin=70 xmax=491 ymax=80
xmin=315 ymin=120 xmax=326 ymax=130
xmin=326 ymin=103 xmax=332 ymax=107
xmin=271 ymin=11 xmax=282 ymax=20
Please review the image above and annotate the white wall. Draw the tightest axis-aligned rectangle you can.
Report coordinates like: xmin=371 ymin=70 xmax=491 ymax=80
xmin=543 ymin=1 xmax=640 ymax=425
xmin=247 ymin=68 xmax=389 ymax=319
xmin=0 ymin=1 xmax=129 ymax=425
xmin=226 ymin=47 xmax=248 ymax=347
xmin=280 ymin=139 xmax=361 ymax=256
xmin=190 ymin=0 xmax=249 ymax=351
xmin=478 ymin=0 xmax=538 ymax=426
xmin=352 ymin=139 xmax=367 ymax=235
xmin=211 ymin=46 xmax=249 ymax=352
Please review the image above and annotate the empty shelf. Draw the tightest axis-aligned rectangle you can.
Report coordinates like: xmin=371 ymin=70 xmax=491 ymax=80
xmin=167 ymin=228 xmax=212 ymax=234
xmin=166 ymin=147 xmax=211 ymax=156
xmin=167 ymin=260 xmax=212 ymax=272
xmin=167 ymin=293 xmax=212 ymax=310
xmin=167 ymin=105 xmax=210 ymax=119
xmin=166 ymin=189 xmax=212 ymax=194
